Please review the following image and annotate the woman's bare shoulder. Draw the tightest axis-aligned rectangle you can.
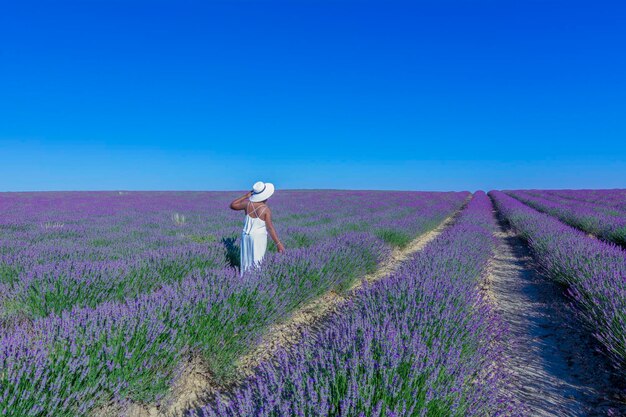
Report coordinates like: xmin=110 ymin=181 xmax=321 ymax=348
xmin=261 ymin=204 xmax=272 ymax=219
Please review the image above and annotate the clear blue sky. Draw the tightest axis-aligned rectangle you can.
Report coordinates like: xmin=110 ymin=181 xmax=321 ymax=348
xmin=1 ymin=0 xmax=625 ymax=192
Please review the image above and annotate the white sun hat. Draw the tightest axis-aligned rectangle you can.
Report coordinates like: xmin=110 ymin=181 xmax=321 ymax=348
xmin=249 ymin=181 xmax=275 ymax=202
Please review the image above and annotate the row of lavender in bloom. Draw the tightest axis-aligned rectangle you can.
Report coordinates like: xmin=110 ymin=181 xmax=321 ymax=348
xmin=0 ymin=191 xmax=468 ymax=416
xmin=0 ymin=191 xmax=468 ymax=321
xmin=195 ymin=192 xmax=516 ymax=417
xmin=490 ymin=191 xmax=626 ymax=372
xmin=505 ymin=189 xmax=626 ymax=247
xmin=539 ymin=189 xmax=626 ymax=212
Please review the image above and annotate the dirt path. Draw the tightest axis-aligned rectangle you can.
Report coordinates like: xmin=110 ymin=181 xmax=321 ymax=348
xmin=116 ymin=209 xmax=464 ymax=417
xmin=486 ymin=211 xmax=626 ymax=416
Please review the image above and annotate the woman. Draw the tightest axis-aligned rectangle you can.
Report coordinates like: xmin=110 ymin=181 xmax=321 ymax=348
xmin=230 ymin=181 xmax=285 ymax=275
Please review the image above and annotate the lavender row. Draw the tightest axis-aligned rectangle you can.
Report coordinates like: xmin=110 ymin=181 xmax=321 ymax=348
xmin=490 ymin=191 xmax=626 ymax=372
xmin=506 ymin=189 xmax=626 ymax=247
xmin=194 ymin=192 xmax=514 ymax=417
xmin=539 ymin=189 xmax=626 ymax=212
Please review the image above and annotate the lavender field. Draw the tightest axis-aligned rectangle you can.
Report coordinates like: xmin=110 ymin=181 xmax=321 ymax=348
xmin=4 ymin=0 xmax=625 ymax=415
xmin=0 ymin=191 xmax=468 ymax=416
xmin=1 ymin=189 xmax=626 ymax=416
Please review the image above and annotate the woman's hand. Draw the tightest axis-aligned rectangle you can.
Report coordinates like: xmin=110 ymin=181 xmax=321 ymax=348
xmin=277 ymin=242 xmax=285 ymax=253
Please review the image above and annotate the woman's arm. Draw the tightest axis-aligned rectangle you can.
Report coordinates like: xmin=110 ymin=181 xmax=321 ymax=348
xmin=229 ymin=191 xmax=253 ymax=210
xmin=264 ymin=209 xmax=285 ymax=253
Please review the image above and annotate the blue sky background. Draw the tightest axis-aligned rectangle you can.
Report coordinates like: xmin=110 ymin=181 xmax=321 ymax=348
xmin=1 ymin=0 xmax=625 ymax=192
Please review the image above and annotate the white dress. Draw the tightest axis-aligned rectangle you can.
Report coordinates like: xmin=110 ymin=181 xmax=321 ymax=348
xmin=240 ymin=202 xmax=268 ymax=275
